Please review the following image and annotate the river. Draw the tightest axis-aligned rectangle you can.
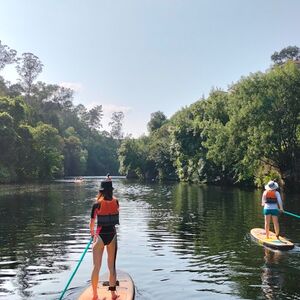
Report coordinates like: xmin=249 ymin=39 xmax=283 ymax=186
xmin=0 ymin=177 xmax=300 ymax=299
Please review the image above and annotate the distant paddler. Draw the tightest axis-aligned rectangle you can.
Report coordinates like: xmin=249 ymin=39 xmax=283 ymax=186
xmin=261 ymin=180 xmax=284 ymax=239
xmin=74 ymin=177 xmax=84 ymax=183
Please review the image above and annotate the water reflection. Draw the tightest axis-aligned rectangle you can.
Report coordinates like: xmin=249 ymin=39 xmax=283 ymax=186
xmin=0 ymin=183 xmax=92 ymax=299
xmin=261 ymin=248 xmax=284 ymax=300
xmin=1 ymin=180 xmax=300 ymax=299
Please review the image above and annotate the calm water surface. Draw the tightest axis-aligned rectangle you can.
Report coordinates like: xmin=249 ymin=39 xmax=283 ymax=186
xmin=1 ymin=178 xmax=300 ymax=300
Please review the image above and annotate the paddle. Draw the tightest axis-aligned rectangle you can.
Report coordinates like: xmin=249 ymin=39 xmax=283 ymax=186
xmin=59 ymin=237 xmax=93 ymax=300
xmin=284 ymin=210 xmax=300 ymax=219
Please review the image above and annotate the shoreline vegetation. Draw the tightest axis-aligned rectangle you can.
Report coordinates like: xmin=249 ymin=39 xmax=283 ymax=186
xmin=1 ymin=41 xmax=300 ymax=190
xmin=0 ymin=40 xmax=122 ymax=183
xmin=119 ymin=46 xmax=300 ymax=190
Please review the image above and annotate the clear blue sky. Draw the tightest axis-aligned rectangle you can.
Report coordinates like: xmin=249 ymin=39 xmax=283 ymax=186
xmin=0 ymin=0 xmax=299 ymax=136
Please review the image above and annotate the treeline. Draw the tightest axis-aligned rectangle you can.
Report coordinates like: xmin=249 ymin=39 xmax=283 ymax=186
xmin=0 ymin=40 xmax=124 ymax=183
xmin=119 ymin=46 xmax=300 ymax=189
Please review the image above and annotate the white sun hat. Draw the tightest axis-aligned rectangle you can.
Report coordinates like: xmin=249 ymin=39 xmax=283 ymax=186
xmin=265 ymin=180 xmax=279 ymax=191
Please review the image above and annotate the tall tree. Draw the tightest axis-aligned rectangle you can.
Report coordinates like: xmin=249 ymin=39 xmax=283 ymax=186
xmin=0 ymin=40 xmax=17 ymax=71
xmin=147 ymin=111 xmax=167 ymax=133
xmin=118 ymin=136 xmax=155 ymax=179
xmin=0 ymin=112 xmax=17 ymax=166
xmin=271 ymin=46 xmax=300 ymax=65
xmin=75 ymin=104 xmax=89 ymax=124
xmin=88 ymin=105 xmax=103 ymax=130
xmin=0 ymin=96 xmax=27 ymax=182
xmin=63 ymin=127 xmax=87 ymax=175
xmin=16 ymin=52 xmax=43 ymax=99
xmin=29 ymin=123 xmax=64 ymax=178
xmin=109 ymin=111 xmax=124 ymax=139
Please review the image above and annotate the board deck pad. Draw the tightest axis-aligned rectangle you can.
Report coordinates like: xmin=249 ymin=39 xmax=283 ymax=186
xmin=250 ymin=228 xmax=294 ymax=250
xmin=78 ymin=270 xmax=135 ymax=300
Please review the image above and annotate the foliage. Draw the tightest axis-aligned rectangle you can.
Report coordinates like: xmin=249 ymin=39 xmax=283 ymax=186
xmin=0 ymin=40 xmax=17 ymax=70
xmin=109 ymin=111 xmax=124 ymax=139
xmin=118 ymin=49 xmax=300 ymax=188
xmin=85 ymin=132 xmax=120 ymax=176
xmin=28 ymin=123 xmax=64 ymax=178
xmin=2 ymin=40 xmax=300 ymax=188
xmin=87 ymin=105 xmax=103 ymax=130
xmin=0 ymin=41 xmax=122 ymax=182
xmin=271 ymin=46 xmax=300 ymax=65
xmin=147 ymin=111 xmax=167 ymax=133
xmin=118 ymin=136 xmax=156 ymax=179
xmin=16 ymin=52 xmax=43 ymax=98
xmin=148 ymin=125 xmax=176 ymax=180
xmin=63 ymin=128 xmax=87 ymax=176
xmin=119 ymin=115 xmax=176 ymax=180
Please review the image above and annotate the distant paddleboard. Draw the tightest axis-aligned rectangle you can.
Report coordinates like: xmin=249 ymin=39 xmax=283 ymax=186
xmin=250 ymin=228 xmax=294 ymax=250
xmin=78 ymin=270 xmax=135 ymax=300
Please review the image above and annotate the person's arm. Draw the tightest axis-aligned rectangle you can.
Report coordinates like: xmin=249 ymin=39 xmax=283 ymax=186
xmin=90 ymin=203 xmax=98 ymax=237
xmin=90 ymin=218 xmax=95 ymax=237
xmin=261 ymin=191 xmax=266 ymax=206
xmin=276 ymin=191 xmax=284 ymax=211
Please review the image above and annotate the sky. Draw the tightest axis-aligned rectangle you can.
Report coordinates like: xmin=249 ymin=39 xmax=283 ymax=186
xmin=0 ymin=0 xmax=300 ymax=137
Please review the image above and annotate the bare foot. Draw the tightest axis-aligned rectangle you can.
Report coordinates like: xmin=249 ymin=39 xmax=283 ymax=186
xmin=111 ymin=293 xmax=120 ymax=300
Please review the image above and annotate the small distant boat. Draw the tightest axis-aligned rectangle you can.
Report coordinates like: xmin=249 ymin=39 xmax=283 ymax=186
xmin=78 ymin=270 xmax=135 ymax=300
xmin=250 ymin=228 xmax=294 ymax=250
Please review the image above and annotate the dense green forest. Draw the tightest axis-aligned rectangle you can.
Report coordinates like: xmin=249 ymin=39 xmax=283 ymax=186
xmin=2 ymin=41 xmax=300 ymax=189
xmin=119 ymin=46 xmax=300 ymax=189
xmin=0 ymin=40 xmax=123 ymax=183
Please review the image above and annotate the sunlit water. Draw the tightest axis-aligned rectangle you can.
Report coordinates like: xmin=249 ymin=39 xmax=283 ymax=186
xmin=1 ymin=178 xmax=300 ymax=299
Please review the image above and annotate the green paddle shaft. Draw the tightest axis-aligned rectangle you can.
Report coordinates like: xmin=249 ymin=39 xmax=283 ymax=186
xmin=59 ymin=237 xmax=93 ymax=300
xmin=284 ymin=210 xmax=300 ymax=219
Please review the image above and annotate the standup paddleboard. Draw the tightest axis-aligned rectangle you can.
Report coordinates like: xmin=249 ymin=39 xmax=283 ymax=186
xmin=78 ymin=270 xmax=135 ymax=300
xmin=250 ymin=228 xmax=294 ymax=250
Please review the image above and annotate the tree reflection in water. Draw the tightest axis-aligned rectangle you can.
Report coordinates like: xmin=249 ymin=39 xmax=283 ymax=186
xmin=261 ymin=248 xmax=284 ymax=300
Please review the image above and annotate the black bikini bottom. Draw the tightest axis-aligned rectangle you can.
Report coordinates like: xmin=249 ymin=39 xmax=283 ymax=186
xmin=99 ymin=232 xmax=116 ymax=245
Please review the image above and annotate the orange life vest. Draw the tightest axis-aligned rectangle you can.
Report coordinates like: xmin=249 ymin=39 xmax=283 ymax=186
xmin=96 ymin=197 xmax=119 ymax=226
xmin=265 ymin=190 xmax=277 ymax=204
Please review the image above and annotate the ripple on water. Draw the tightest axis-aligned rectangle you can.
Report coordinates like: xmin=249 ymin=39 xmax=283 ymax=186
xmin=1 ymin=180 xmax=300 ymax=300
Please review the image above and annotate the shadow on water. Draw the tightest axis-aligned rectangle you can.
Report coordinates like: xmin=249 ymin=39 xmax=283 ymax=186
xmin=1 ymin=179 xmax=300 ymax=299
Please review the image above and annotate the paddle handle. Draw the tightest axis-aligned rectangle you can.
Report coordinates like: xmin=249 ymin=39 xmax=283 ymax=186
xmin=59 ymin=237 xmax=93 ymax=300
xmin=284 ymin=210 xmax=300 ymax=219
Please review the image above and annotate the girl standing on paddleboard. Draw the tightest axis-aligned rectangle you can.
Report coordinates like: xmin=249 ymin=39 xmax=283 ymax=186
xmin=90 ymin=176 xmax=119 ymax=300
xmin=261 ymin=180 xmax=284 ymax=239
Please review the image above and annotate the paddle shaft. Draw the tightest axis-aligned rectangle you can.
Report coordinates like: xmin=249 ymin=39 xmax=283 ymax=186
xmin=59 ymin=237 xmax=93 ymax=300
xmin=284 ymin=210 xmax=300 ymax=219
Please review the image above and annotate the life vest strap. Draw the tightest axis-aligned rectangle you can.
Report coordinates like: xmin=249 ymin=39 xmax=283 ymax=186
xmin=97 ymin=214 xmax=119 ymax=226
xmin=265 ymin=198 xmax=277 ymax=204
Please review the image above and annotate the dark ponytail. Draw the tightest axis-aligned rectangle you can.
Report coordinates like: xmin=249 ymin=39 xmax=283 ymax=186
xmin=102 ymin=189 xmax=113 ymax=200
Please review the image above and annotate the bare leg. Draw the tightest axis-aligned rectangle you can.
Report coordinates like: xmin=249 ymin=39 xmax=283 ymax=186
xmin=264 ymin=214 xmax=271 ymax=239
xmin=272 ymin=215 xmax=280 ymax=238
xmin=107 ymin=235 xmax=119 ymax=300
xmin=91 ymin=237 xmax=105 ymax=299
